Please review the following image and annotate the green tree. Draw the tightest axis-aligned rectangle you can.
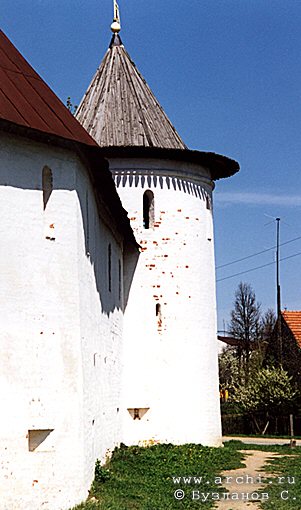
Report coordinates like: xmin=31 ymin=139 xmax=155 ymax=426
xmin=218 ymin=346 xmax=240 ymax=394
xmin=233 ymin=367 xmax=297 ymax=433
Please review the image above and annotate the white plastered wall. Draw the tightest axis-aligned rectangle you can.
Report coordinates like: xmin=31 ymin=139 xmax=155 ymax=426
xmin=0 ymin=133 xmax=126 ymax=510
xmin=75 ymin=163 xmax=126 ymax=489
xmin=110 ymin=157 xmax=222 ymax=447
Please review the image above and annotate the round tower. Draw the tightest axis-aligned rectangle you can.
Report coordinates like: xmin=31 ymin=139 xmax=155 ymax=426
xmin=76 ymin=19 xmax=239 ymax=446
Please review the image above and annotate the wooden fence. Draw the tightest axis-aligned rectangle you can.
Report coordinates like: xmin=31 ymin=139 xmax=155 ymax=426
xmin=222 ymin=413 xmax=301 ymax=436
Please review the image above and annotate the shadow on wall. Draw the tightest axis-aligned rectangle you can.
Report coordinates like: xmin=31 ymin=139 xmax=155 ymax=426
xmin=0 ymin=156 xmax=139 ymax=319
xmin=76 ymin=170 xmax=139 ymax=318
xmin=123 ymin=241 xmax=139 ymax=310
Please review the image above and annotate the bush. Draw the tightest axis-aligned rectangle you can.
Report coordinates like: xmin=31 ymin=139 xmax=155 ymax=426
xmin=233 ymin=367 xmax=297 ymax=416
xmin=90 ymin=459 xmax=111 ymax=494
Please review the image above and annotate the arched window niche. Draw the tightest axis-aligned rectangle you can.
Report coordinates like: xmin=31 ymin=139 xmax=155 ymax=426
xmin=42 ymin=166 xmax=53 ymax=210
xmin=143 ymin=190 xmax=154 ymax=229
xmin=156 ymin=302 xmax=162 ymax=330
xmin=206 ymin=195 xmax=211 ymax=211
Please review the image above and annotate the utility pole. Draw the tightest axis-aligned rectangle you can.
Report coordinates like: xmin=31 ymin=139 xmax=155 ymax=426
xmin=276 ymin=217 xmax=283 ymax=366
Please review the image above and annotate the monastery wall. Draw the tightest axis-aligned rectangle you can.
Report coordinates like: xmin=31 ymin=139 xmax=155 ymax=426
xmin=74 ymin=163 xmax=125 ymax=490
xmin=0 ymin=133 xmax=125 ymax=510
xmin=110 ymin=157 xmax=222 ymax=447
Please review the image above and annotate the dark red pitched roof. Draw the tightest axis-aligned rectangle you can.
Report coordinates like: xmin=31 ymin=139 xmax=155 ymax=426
xmin=0 ymin=29 xmax=97 ymax=146
xmin=217 ymin=335 xmax=258 ymax=350
xmin=282 ymin=311 xmax=301 ymax=348
xmin=217 ymin=335 xmax=240 ymax=347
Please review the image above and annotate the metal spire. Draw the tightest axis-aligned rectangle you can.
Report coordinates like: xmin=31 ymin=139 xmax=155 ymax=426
xmin=111 ymin=0 xmax=121 ymax=34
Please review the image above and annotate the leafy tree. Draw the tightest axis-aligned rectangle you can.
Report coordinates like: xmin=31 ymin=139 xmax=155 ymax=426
xmin=229 ymin=282 xmax=261 ymax=383
xmin=218 ymin=346 xmax=240 ymax=393
xmin=233 ymin=367 xmax=297 ymax=433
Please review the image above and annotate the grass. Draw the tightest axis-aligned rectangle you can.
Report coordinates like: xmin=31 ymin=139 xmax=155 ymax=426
xmin=70 ymin=442 xmax=244 ymax=510
xmin=70 ymin=441 xmax=301 ymax=510
xmin=257 ymin=446 xmax=301 ymax=509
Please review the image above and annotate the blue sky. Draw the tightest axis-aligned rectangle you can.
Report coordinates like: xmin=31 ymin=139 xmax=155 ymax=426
xmin=2 ymin=0 xmax=301 ymax=329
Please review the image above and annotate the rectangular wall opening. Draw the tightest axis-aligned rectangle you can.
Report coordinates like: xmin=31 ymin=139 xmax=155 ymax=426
xmin=127 ymin=408 xmax=150 ymax=420
xmin=28 ymin=429 xmax=54 ymax=452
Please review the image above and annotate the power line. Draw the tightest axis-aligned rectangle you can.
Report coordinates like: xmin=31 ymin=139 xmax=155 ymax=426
xmin=216 ymin=235 xmax=301 ymax=270
xmin=216 ymin=250 xmax=301 ymax=283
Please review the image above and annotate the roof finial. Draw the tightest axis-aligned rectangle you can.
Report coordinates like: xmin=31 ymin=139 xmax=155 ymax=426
xmin=111 ymin=0 xmax=121 ymax=34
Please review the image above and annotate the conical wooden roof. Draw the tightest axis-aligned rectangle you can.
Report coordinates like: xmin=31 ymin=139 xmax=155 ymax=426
xmin=76 ymin=34 xmax=187 ymax=150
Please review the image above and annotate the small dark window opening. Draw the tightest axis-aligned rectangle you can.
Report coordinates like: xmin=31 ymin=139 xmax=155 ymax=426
xmin=42 ymin=166 xmax=53 ymax=210
xmin=118 ymin=259 xmax=121 ymax=301
xmin=134 ymin=408 xmax=141 ymax=420
xmin=156 ymin=303 xmax=162 ymax=330
xmin=143 ymin=190 xmax=154 ymax=229
xmin=206 ymin=196 xmax=211 ymax=210
xmin=108 ymin=244 xmax=112 ymax=292
xmin=86 ymin=190 xmax=90 ymax=255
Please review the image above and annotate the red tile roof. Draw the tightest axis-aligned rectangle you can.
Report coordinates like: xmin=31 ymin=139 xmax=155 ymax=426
xmin=0 ymin=30 xmax=97 ymax=146
xmin=282 ymin=311 xmax=301 ymax=348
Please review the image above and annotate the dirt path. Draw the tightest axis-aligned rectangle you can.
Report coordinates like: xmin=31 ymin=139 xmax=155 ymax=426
xmin=214 ymin=450 xmax=280 ymax=509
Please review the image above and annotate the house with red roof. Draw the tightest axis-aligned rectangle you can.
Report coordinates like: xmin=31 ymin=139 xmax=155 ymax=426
xmin=266 ymin=311 xmax=301 ymax=388
xmin=282 ymin=311 xmax=301 ymax=348
xmin=280 ymin=311 xmax=301 ymax=386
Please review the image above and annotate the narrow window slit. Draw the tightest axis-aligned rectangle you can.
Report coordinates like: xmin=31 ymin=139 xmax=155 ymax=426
xmin=86 ymin=190 xmax=90 ymax=255
xmin=156 ymin=303 xmax=162 ymax=330
xmin=42 ymin=166 xmax=53 ymax=210
xmin=108 ymin=244 xmax=112 ymax=292
xmin=118 ymin=259 xmax=121 ymax=301
xmin=143 ymin=190 xmax=154 ymax=229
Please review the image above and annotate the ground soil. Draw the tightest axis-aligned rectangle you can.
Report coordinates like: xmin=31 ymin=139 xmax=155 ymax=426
xmin=214 ymin=449 xmax=281 ymax=509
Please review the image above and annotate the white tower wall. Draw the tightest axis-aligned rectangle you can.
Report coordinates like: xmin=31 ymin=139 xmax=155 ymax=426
xmin=110 ymin=157 xmax=222 ymax=447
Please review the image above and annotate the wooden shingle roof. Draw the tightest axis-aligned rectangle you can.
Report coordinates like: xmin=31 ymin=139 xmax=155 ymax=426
xmin=282 ymin=311 xmax=301 ymax=348
xmin=76 ymin=34 xmax=186 ymax=150
xmin=76 ymin=32 xmax=239 ymax=180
